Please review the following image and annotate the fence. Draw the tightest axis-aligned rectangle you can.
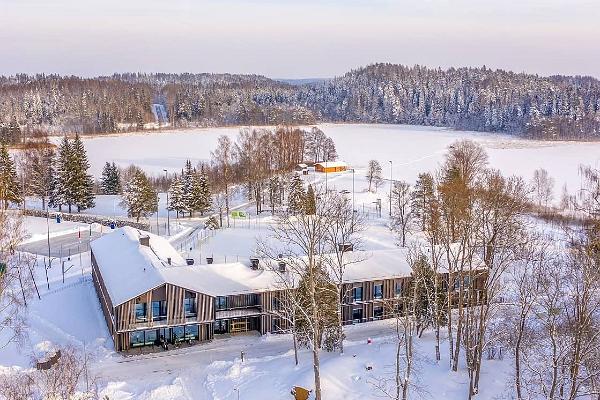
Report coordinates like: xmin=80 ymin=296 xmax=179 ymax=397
xmin=23 ymin=208 xmax=150 ymax=231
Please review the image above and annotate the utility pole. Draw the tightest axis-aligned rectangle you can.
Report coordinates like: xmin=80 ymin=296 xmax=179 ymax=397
xmin=164 ymin=169 xmax=170 ymax=236
xmin=388 ymin=160 xmax=393 ymax=217
xmin=156 ymin=193 xmax=160 ymax=235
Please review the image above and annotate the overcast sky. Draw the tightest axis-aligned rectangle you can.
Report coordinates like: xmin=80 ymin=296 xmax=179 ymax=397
xmin=1 ymin=0 xmax=598 ymax=78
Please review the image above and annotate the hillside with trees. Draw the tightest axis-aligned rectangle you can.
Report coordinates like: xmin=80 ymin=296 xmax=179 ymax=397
xmin=1 ymin=64 xmax=600 ymax=141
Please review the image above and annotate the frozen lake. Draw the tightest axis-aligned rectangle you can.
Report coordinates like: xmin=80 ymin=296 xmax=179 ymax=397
xmin=79 ymin=124 xmax=600 ymax=199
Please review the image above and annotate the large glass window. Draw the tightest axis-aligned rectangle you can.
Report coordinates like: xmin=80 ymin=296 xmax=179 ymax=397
xmin=152 ymin=300 xmax=167 ymax=321
xmin=135 ymin=302 xmax=147 ymax=322
xmin=272 ymin=318 xmax=281 ymax=332
xmin=184 ymin=324 xmax=199 ymax=341
xmin=394 ymin=281 xmax=402 ymax=297
xmin=215 ymin=296 xmax=227 ymax=310
xmin=374 ymin=284 xmax=383 ymax=299
xmin=172 ymin=326 xmax=185 ymax=343
xmin=130 ymin=331 xmax=145 ymax=347
xmin=144 ymin=329 xmax=157 ymax=345
xmin=272 ymin=297 xmax=281 ymax=310
xmin=463 ymin=276 xmax=471 ymax=288
xmin=374 ymin=306 xmax=384 ymax=320
xmin=184 ymin=297 xmax=196 ymax=317
xmin=352 ymin=287 xmax=363 ymax=302
xmin=352 ymin=308 xmax=363 ymax=323
xmin=214 ymin=320 xmax=228 ymax=334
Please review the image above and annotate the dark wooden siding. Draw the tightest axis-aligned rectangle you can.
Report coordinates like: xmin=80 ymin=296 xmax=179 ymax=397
xmin=91 ymin=251 xmax=115 ymax=336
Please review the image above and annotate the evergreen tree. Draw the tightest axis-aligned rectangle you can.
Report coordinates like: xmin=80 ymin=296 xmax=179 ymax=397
xmin=70 ymin=134 xmax=96 ymax=212
xmin=304 ymin=184 xmax=317 ymax=215
xmin=100 ymin=162 xmax=121 ymax=195
xmin=0 ymin=144 xmax=22 ymax=209
xmin=411 ymin=173 xmax=436 ymax=231
xmin=168 ymin=173 xmax=186 ymax=217
xmin=121 ymin=168 xmax=158 ymax=222
xmin=49 ymin=136 xmax=72 ymax=212
xmin=197 ymin=165 xmax=212 ymax=215
xmin=29 ymin=144 xmax=55 ymax=210
xmin=287 ymin=174 xmax=306 ymax=215
xmin=295 ymin=264 xmax=341 ymax=352
xmin=181 ymin=160 xmax=200 ymax=217
xmin=268 ymin=175 xmax=283 ymax=214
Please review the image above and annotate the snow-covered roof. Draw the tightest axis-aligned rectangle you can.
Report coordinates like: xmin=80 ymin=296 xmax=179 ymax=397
xmin=90 ymin=226 xmax=186 ymax=305
xmin=315 ymin=161 xmax=348 ymax=168
xmin=91 ymin=227 xmax=485 ymax=304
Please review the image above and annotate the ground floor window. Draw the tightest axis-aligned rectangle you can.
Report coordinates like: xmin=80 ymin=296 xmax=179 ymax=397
xmin=272 ymin=318 xmax=281 ymax=332
xmin=214 ymin=320 xmax=228 ymax=334
xmin=130 ymin=331 xmax=145 ymax=347
xmin=172 ymin=326 xmax=185 ymax=343
xmin=352 ymin=308 xmax=363 ymax=323
xmin=374 ymin=306 xmax=384 ymax=320
xmin=144 ymin=329 xmax=157 ymax=345
xmin=184 ymin=324 xmax=199 ymax=341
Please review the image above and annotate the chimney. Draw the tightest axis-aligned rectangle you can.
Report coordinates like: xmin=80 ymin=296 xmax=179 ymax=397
xmin=278 ymin=261 xmax=287 ymax=273
xmin=167 ymin=257 xmax=172 ymax=265
xmin=139 ymin=236 xmax=150 ymax=247
xmin=250 ymin=258 xmax=260 ymax=270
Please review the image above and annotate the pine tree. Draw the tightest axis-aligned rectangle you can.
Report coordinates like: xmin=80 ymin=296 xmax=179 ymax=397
xmin=49 ymin=136 xmax=72 ymax=212
xmin=268 ymin=175 xmax=282 ymax=214
xmin=0 ymin=144 xmax=22 ymax=209
xmin=70 ymin=133 xmax=96 ymax=211
xmin=411 ymin=173 xmax=436 ymax=231
xmin=29 ymin=144 xmax=55 ymax=210
xmin=121 ymin=168 xmax=158 ymax=222
xmin=181 ymin=160 xmax=199 ymax=217
xmin=304 ymin=184 xmax=317 ymax=215
xmin=167 ymin=173 xmax=186 ymax=217
xmin=295 ymin=264 xmax=341 ymax=352
xmin=100 ymin=162 xmax=121 ymax=195
xmin=197 ymin=165 xmax=211 ymax=215
xmin=287 ymin=174 xmax=306 ymax=215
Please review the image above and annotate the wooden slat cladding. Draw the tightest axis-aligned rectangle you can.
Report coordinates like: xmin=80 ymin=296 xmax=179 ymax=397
xmin=114 ymin=284 xmax=215 ymax=333
xmin=91 ymin=252 xmax=115 ymax=335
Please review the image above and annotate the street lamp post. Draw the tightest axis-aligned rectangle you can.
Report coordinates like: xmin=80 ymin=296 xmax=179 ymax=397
xmin=164 ymin=169 xmax=170 ymax=236
xmin=388 ymin=160 xmax=393 ymax=217
xmin=351 ymin=168 xmax=355 ymax=213
xmin=156 ymin=193 xmax=160 ymax=236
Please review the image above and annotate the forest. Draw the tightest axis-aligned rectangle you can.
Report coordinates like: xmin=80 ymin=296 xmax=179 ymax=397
xmin=1 ymin=63 xmax=600 ymax=142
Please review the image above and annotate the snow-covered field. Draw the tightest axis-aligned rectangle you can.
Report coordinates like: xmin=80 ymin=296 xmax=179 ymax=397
xmin=77 ymin=124 xmax=600 ymax=204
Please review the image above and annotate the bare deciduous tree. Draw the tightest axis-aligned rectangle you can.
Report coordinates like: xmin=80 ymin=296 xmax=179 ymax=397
xmin=391 ymin=181 xmax=414 ymax=247
xmin=366 ymin=160 xmax=383 ymax=193
xmin=531 ymin=168 xmax=554 ymax=208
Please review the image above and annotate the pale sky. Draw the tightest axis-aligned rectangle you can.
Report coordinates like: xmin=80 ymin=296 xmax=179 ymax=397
xmin=1 ymin=0 xmax=599 ymax=78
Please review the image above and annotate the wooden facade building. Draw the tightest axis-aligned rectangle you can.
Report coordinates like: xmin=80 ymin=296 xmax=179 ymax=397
xmin=91 ymin=227 xmax=486 ymax=352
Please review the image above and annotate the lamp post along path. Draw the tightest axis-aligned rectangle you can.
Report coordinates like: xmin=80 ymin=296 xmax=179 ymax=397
xmin=164 ymin=169 xmax=170 ymax=236
xmin=388 ymin=160 xmax=393 ymax=217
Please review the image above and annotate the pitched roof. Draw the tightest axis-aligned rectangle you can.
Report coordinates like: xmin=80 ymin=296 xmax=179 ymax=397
xmin=315 ymin=161 xmax=348 ymax=168
xmin=90 ymin=226 xmax=186 ymax=305
xmin=91 ymin=227 xmax=485 ymax=305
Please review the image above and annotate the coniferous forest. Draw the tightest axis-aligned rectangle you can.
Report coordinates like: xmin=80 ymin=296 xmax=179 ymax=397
xmin=1 ymin=63 xmax=600 ymax=142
